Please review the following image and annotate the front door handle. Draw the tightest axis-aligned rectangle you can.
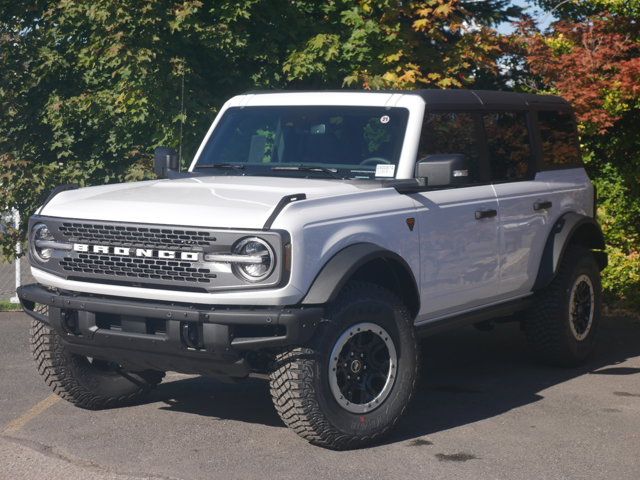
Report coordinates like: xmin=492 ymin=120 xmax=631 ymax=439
xmin=533 ymin=200 xmax=553 ymax=211
xmin=475 ymin=209 xmax=497 ymax=220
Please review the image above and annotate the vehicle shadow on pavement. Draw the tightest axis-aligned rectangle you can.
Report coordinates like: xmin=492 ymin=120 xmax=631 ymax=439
xmin=384 ymin=314 xmax=640 ymax=446
xmin=148 ymin=315 xmax=640 ymax=445
xmin=152 ymin=375 xmax=283 ymax=427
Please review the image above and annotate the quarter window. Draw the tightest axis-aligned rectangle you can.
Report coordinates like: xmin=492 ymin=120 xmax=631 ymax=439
xmin=537 ymin=110 xmax=582 ymax=168
xmin=483 ymin=111 xmax=532 ymax=182
xmin=418 ymin=112 xmax=482 ymax=182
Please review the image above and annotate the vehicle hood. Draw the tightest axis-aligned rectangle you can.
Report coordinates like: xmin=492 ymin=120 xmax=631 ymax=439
xmin=41 ymin=176 xmax=372 ymax=229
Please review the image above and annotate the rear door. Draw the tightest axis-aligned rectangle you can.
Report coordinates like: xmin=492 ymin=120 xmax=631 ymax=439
xmin=413 ymin=112 xmax=501 ymax=321
xmin=483 ymin=111 xmax=552 ymax=297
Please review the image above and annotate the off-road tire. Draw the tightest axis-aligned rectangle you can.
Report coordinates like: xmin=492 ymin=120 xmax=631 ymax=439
xmin=523 ymin=246 xmax=602 ymax=367
xmin=30 ymin=319 xmax=164 ymax=409
xmin=269 ymin=282 xmax=419 ymax=450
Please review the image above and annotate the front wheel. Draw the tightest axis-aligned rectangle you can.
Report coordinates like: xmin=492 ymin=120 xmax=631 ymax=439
xmin=30 ymin=320 xmax=164 ymax=409
xmin=269 ymin=282 xmax=419 ymax=450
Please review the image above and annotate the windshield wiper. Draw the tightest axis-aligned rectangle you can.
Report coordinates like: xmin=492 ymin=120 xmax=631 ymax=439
xmin=271 ymin=165 xmax=342 ymax=179
xmin=195 ymin=163 xmax=245 ymax=170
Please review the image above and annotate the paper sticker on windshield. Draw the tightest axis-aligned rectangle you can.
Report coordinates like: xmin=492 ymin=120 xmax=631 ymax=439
xmin=380 ymin=115 xmax=390 ymax=124
xmin=375 ymin=164 xmax=395 ymax=178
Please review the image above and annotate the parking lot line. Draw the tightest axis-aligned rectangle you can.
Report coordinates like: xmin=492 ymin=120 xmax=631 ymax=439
xmin=2 ymin=394 xmax=60 ymax=434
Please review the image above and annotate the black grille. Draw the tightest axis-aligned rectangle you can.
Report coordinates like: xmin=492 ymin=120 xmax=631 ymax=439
xmin=31 ymin=216 xmax=285 ymax=292
xmin=58 ymin=222 xmax=216 ymax=249
xmin=59 ymin=253 xmax=217 ymax=284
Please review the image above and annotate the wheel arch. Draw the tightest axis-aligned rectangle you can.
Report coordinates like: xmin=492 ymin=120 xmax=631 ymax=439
xmin=300 ymin=243 xmax=420 ymax=318
xmin=533 ymin=212 xmax=607 ymax=291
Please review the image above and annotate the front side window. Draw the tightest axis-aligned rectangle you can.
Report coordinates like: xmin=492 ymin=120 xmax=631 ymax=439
xmin=483 ymin=111 xmax=532 ymax=182
xmin=195 ymin=106 xmax=409 ymax=180
xmin=417 ymin=112 xmax=482 ymax=183
xmin=537 ymin=110 xmax=582 ymax=168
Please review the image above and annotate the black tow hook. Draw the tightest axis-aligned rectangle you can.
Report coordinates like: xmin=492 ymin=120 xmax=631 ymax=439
xmin=181 ymin=322 xmax=204 ymax=350
xmin=61 ymin=309 xmax=80 ymax=335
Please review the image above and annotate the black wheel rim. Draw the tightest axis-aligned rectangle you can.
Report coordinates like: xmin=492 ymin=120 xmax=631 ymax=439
xmin=329 ymin=323 xmax=397 ymax=413
xmin=569 ymin=274 xmax=594 ymax=341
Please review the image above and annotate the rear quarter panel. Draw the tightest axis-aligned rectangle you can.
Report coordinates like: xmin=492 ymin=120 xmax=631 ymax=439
xmin=538 ymin=168 xmax=593 ymax=218
xmin=528 ymin=168 xmax=593 ymax=290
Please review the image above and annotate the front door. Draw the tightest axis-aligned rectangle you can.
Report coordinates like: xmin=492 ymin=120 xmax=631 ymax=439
xmin=413 ymin=111 xmax=500 ymax=322
xmin=414 ymin=186 xmax=500 ymax=320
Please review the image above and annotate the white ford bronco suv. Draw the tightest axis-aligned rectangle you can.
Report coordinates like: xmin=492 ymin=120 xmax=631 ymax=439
xmin=18 ymin=90 xmax=607 ymax=449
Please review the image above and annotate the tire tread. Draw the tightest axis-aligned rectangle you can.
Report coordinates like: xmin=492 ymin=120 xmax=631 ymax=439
xmin=30 ymin=319 xmax=162 ymax=410
xmin=269 ymin=282 xmax=419 ymax=449
xmin=524 ymin=246 xmax=601 ymax=367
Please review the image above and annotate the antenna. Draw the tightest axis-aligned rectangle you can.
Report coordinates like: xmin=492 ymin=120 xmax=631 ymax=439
xmin=178 ymin=74 xmax=185 ymax=165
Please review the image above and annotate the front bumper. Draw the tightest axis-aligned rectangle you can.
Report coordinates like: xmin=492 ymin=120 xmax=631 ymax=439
xmin=17 ymin=283 xmax=323 ymax=378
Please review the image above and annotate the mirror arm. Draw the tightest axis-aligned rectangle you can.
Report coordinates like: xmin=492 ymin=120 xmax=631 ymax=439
xmin=386 ymin=178 xmax=430 ymax=194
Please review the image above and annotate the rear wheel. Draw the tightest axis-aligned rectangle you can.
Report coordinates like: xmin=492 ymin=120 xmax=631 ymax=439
xmin=30 ymin=319 xmax=164 ymax=409
xmin=269 ymin=282 xmax=419 ymax=449
xmin=524 ymin=246 xmax=602 ymax=367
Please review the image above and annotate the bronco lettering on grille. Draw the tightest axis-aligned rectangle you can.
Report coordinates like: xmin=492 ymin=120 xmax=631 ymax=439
xmin=73 ymin=243 xmax=199 ymax=261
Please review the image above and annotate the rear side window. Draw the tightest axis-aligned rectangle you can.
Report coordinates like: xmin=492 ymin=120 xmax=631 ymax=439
xmin=418 ymin=112 xmax=482 ymax=182
xmin=537 ymin=110 xmax=582 ymax=168
xmin=483 ymin=111 xmax=532 ymax=182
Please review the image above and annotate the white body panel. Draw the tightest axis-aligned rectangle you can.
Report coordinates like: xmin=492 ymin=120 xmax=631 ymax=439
xmin=539 ymin=168 xmax=593 ymax=218
xmin=493 ymin=176 xmax=551 ymax=297
xmin=272 ymin=189 xmax=420 ymax=306
xmin=42 ymin=176 xmax=372 ymax=229
xmin=34 ymin=186 xmax=419 ymax=307
xmin=492 ymin=169 xmax=593 ymax=298
xmin=412 ymin=185 xmax=500 ymax=323
xmin=32 ymin=90 xmax=594 ymax=324
xmin=35 ymin=91 xmax=427 ymax=307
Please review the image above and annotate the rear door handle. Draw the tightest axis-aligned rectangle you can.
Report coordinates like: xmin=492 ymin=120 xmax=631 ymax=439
xmin=475 ymin=209 xmax=497 ymax=220
xmin=533 ymin=200 xmax=553 ymax=211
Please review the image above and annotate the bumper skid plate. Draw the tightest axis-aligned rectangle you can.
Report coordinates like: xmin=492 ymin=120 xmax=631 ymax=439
xmin=17 ymin=284 xmax=323 ymax=377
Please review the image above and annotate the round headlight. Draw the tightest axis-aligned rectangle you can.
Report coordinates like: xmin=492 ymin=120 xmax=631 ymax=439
xmin=32 ymin=223 xmax=54 ymax=262
xmin=232 ymin=237 xmax=275 ymax=282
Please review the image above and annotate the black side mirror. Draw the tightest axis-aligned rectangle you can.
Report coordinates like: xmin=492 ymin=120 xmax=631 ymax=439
xmin=416 ymin=154 xmax=470 ymax=187
xmin=153 ymin=147 xmax=179 ymax=178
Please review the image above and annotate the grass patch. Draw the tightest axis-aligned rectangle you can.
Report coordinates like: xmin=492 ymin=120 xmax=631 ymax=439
xmin=0 ymin=300 xmax=21 ymax=312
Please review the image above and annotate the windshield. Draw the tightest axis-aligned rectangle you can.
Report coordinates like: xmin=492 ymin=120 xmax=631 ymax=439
xmin=194 ymin=106 xmax=409 ymax=180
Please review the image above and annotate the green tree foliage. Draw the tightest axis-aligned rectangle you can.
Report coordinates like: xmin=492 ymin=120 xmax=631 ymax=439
xmin=0 ymin=0 xmax=516 ymax=257
xmin=0 ymin=0 xmax=328 ymax=254
xmin=516 ymin=3 xmax=640 ymax=309
xmin=284 ymin=0 xmax=520 ymax=89
xmin=1 ymin=0 xmax=638 ymax=310
xmin=533 ymin=0 xmax=640 ymax=20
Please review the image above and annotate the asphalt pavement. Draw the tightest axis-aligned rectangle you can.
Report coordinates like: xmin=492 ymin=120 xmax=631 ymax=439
xmin=1 ymin=311 xmax=639 ymax=480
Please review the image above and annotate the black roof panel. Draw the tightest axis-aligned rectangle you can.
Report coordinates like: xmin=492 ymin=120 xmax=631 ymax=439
xmin=416 ymin=89 xmax=569 ymax=110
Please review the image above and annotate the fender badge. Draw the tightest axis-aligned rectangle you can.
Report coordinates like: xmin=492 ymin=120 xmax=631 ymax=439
xmin=406 ymin=217 xmax=415 ymax=231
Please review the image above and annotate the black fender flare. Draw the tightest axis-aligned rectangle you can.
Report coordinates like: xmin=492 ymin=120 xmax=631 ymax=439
xmin=301 ymin=242 xmax=420 ymax=312
xmin=533 ymin=212 xmax=607 ymax=291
